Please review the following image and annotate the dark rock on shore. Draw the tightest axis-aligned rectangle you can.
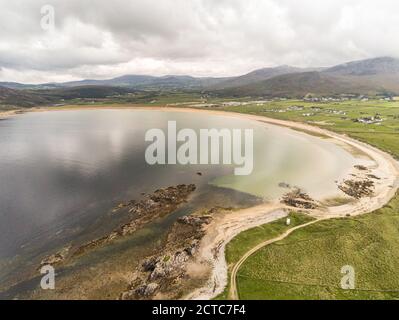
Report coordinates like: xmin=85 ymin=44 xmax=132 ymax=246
xmin=40 ymin=184 xmax=197 ymax=266
xmin=39 ymin=245 xmax=71 ymax=268
xmin=120 ymin=212 xmax=214 ymax=300
xmin=338 ymin=179 xmax=374 ymax=199
xmin=281 ymin=188 xmax=317 ymax=209
xmin=74 ymin=184 xmax=196 ymax=257
xmin=367 ymin=174 xmax=381 ymax=180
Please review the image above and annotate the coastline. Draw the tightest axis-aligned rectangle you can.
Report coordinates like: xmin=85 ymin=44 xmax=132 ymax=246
xmin=2 ymin=104 xmax=399 ymax=300
xmin=9 ymin=104 xmax=398 ymax=213
xmin=0 ymin=109 xmax=23 ymax=119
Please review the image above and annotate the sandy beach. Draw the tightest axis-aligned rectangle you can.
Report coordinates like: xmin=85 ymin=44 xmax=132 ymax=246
xmin=0 ymin=109 xmax=22 ymax=119
xmin=174 ymin=108 xmax=399 ymax=300
xmin=2 ymin=105 xmax=399 ymax=300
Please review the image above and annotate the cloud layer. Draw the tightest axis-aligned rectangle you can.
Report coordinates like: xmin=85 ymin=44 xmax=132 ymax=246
xmin=1 ymin=0 xmax=398 ymax=83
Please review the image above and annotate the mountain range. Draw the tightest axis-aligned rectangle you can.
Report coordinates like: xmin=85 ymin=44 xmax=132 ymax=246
xmin=1 ymin=57 xmax=399 ymax=107
xmin=216 ymin=57 xmax=399 ymax=97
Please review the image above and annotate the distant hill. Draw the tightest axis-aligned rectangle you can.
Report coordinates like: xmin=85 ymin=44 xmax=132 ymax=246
xmin=61 ymin=75 xmax=156 ymax=88
xmin=60 ymin=75 xmax=229 ymax=90
xmin=36 ymin=85 xmax=133 ymax=99
xmin=210 ymin=65 xmax=310 ymax=90
xmin=0 ymin=82 xmax=62 ymax=90
xmin=0 ymin=86 xmax=53 ymax=107
xmin=216 ymin=72 xmax=347 ymax=97
xmin=0 ymin=82 xmax=33 ymax=90
xmin=0 ymin=75 xmax=229 ymax=91
xmin=324 ymin=57 xmax=399 ymax=76
xmin=321 ymin=57 xmax=399 ymax=95
xmin=214 ymin=57 xmax=399 ymax=97
xmin=2 ymin=57 xmax=399 ymax=105
xmin=0 ymin=85 xmax=135 ymax=107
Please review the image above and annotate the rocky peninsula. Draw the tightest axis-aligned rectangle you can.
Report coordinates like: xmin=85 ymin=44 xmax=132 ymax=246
xmin=120 ymin=212 xmax=214 ymax=300
xmin=40 ymin=184 xmax=196 ymax=268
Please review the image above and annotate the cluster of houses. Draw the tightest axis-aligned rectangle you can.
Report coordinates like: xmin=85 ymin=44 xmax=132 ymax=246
xmin=325 ymin=109 xmax=347 ymax=115
xmin=303 ymin=94 xmax=398 ymax=102
xmin=303 ymin=96 xmax=344 ymax=102
xmin=264 ymin=105 xmax=323 ymax=115
xmin=354 ymin=115 xmax=383 ymax=124
xmin=286 ymin=105 xmax=304 ymax=111
xmin=263 ymin=108 xmax=287 ymax=113
xmin=261 ymin=104 xmax=385 ymax=125
xmin=221 ymin=100 xmax=269 ymax=107
xmin=185 ymin=100 xmax=270 ymax=108
xmin=182 ymin=97 xmax=391 ymax=127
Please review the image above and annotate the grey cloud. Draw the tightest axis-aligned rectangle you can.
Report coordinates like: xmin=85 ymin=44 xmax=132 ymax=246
xmin=0 ymin=0 xmax=398 ymax=83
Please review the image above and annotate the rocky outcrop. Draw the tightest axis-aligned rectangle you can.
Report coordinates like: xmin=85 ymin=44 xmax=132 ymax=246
xmin=338 ymin=179 xmax=374 ymax=199
xmin=73 ymin=184 xmax=196 ymax=257
xmin=125 ymin=184 xmax=196 ymax=216
xmin=39 ymin=245 xmax=71 ymax=268
xmin=40 ymin=184 xmax=197 ymax=266
xmin=120 ymin=213 xmax=213 ymax=300
xmin=281 ymin=188 xmax=317 ymax=209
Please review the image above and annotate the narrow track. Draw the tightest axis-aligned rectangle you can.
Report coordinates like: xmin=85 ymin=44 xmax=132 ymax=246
xmin=228 ymin=219 xmax=322 ymax=300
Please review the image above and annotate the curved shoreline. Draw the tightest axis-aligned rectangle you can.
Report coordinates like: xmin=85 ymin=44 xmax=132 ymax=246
xmin=2 ymin=105 xmax=399 ymax=300
xmin=18 ymin=104 xmax=398 ymax=216
xmin=180 ymin=109 xmax=399 ymax=300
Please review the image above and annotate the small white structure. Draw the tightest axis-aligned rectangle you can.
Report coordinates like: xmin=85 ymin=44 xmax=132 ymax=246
xmin=286 ymin=217 xmax=291 ymax=226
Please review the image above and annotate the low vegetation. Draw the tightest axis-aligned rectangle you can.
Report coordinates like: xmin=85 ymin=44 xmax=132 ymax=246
xmin=215 ymin=212 xmax=314 ymax=299
xmin=210 ymin=98 xmax=399 ymax=300
xmin=237 ymin=193 xmax=399 ymax=299
xmin=216 ymin=99 xmax=399 ymax=159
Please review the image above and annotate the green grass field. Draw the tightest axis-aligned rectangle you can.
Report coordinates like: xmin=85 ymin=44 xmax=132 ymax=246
xmin=216 ymin=99 xmax=399 ymax=159
xmin=237 ymin=194 xmax=399 ymax=299
xmin=215 ymin=212 xmax=315 ymax=299
xmin=209 ymin=99 xmax=399 ymax=300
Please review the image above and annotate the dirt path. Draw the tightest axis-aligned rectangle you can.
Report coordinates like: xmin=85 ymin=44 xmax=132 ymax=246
xmin=228 ymin=218 xmax=322 ymax=300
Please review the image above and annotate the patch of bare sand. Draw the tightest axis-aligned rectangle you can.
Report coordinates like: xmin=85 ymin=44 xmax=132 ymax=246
xmin=0 ymin=109 xmax=22 ymax=119
xmin=185 ymin=205 xmax=288 ymax=300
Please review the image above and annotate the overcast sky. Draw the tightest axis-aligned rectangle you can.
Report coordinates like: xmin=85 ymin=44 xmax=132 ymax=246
xmin=0 ymin=0 xmax=398 ymax=83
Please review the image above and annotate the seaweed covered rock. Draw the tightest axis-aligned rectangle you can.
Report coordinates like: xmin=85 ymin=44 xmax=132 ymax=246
xmin=338 ymin=179 xmax=374 ymax=199
xmin=281 ymin=188 xmax=317 ymax=209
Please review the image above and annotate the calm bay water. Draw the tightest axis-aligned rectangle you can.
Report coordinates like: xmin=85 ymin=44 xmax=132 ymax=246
xmin=0 ymin=109 xmax=357 ymax=296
